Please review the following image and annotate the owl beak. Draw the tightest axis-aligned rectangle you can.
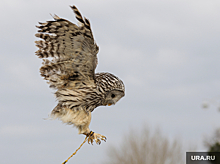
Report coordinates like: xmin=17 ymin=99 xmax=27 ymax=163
xmin=108 ymin=103 xmax=112 ymax=106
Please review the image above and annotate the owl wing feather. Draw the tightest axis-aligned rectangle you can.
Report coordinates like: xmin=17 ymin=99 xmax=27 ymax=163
xmin=35 ymin=5 xmax=99 ymax=90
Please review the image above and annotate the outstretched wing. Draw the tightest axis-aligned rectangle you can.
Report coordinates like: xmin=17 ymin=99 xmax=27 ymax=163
xmin=35 ymin=5 xmax=99 ymax=89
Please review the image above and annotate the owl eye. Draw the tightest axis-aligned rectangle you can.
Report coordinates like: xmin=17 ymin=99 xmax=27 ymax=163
xmin=111 ymin=94 xmax=115 ymax=98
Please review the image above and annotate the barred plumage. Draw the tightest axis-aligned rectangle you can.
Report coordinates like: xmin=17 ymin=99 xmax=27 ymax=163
xmin=35 ymin=5 xmax=125 ymax=144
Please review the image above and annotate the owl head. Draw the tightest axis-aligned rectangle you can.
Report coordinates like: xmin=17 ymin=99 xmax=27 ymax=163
xmin=95 ymin=73 xmax=125 ymax=106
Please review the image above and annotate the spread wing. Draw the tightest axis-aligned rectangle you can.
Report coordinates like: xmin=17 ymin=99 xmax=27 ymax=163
xmin=35 ymin=5 xmax=99 ymax=89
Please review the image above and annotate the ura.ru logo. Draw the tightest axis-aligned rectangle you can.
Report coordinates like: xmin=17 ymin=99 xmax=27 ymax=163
xmin=191 ymin=155 xmax=215 ymax=161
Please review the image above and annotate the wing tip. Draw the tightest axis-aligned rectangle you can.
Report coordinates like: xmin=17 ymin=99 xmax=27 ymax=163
xmin=69 ymin=5 xmax=77 ymax=10
xmin=50 ymin=13 xmax=61 ymax=20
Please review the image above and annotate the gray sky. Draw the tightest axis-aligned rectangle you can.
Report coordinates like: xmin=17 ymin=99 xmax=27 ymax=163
xmin=1 ymin=0 xmax=220 ymax=163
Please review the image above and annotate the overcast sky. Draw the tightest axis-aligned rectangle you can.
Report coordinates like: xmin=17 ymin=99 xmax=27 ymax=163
xmin=1 ymin=0 xmax=220 ymax=163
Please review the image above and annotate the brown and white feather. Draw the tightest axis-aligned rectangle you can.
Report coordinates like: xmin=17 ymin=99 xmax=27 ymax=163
xmin=35 ymin=5 xmax=125 ymax=136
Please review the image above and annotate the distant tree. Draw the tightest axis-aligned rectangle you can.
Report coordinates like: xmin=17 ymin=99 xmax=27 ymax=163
xmin=204 ymin=128 xmax=220 ymax=164
xmin=103 ymin=126 xmax=184 ymax=164
xmin=209 ymin=142 xmax=220 ymax=152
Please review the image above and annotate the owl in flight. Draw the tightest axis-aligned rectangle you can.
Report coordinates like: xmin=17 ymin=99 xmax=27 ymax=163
xmin=35 ymin=5 xmax=125 ymax=144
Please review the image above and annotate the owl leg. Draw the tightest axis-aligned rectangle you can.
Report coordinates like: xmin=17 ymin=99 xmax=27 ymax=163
xmin=86 ymin=131 xmax=107 ymax=145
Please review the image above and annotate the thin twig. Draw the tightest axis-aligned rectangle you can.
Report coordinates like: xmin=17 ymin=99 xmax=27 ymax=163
xmin=62 ymin=135 xmax=89 ymax=164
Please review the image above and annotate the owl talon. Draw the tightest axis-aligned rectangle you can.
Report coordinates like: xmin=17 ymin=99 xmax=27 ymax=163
xmin=100 ymin=135 xmax=107 ymax=142
xmin=87 ymin=131 xmax=107 ymax=145
xmin=96 ymin=139 xmax=101 ymax=145
xmin=88 ymin=137 xmax=94 ymax=145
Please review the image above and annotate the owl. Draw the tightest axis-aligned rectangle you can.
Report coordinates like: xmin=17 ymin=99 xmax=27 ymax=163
xmin=35 ymin=5 xmax=125 ymax=144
